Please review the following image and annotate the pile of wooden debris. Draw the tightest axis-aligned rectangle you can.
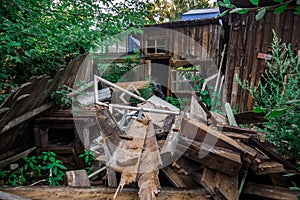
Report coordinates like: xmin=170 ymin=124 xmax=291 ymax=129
xmin=88 ymin=76 xmax=300 ymax=200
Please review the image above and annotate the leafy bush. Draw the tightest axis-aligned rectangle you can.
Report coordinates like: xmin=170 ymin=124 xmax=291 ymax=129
xmin=4 ymin=151 xmax=67 ymax=186
xmin=238 ymin=31 xmax=300 ymax=159
xmin=78 ymin=150 xmax=97 ymax=175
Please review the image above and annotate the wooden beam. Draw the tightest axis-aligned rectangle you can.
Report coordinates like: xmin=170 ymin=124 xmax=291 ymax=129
xmin=178 ymin=138 xmax=242 ymax=177
xmin=0 ymin=191 xmax=30 ymax=200
xmin=200 ymin=168 xmax=239 ymax=200
xmin=0 ymin=147 xmax=36 ymax=168
xmin=0 ymin=187 xmax=211 ymax=200
xmin=249 ymin=137 xmax=298 ymax=171
xmin=1 ymin=102 xmax=54 ymax=134
xmin=243 ymin=182 xmax=300 ymax=200
xmin=181 ymin=119 xmax=256 ymax=157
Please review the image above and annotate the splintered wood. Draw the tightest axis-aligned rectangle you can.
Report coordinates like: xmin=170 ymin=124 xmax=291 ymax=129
xmin=98 ymin=112 xmax=161 ymax=200
xmin=95 ymin=94 xmax=299 ymax=200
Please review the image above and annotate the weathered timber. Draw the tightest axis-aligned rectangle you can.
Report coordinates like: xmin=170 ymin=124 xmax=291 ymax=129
xmin=0 ymin=147 xmax=36 ymax=168
xmin=137 ymin=119 xmax=161 ymax=200
xmin=0 ymin=187 xmax=211 ymax=200
xmin=178 ymin=137 xmax=242 ymax=177
xmin=1 ymin=102 xmax=54 ymax=134
xmin=191 ymin=92 xmax=217 ymax=124
xmin=218 ymin=125 xmax=265 ymax=142
xmin=234 ymin=111 xmax=267 ymax=124
xmin=251 ymin=160 xmax=286 ymax=175
xmin=160 ymin=166 xmax=198 ymax=188
xmin=249 ymin=137 xmax=298 ymax=171
xmin=66 ymin=170 xmax=91 ymax=187
xmin=200 ymin=168 xmax=238 ymax=200
xmin=243 ymin=182 xmax=300 ymax=200
xmin=181 ymin=119 xmax=256 ymax=157
xmin=0 ymin=191 xmax=31 ymax=200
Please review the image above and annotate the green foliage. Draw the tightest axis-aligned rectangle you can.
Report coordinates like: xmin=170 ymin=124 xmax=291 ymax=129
xmin=165 ymin=96 xmax=190 ymax=110
xmin=149 ymin=0 xmax=215 ymax=22
xmin=0 ymin=0 xmax=153 ymax=104
xmin=51 ymin=85 xmax=73 ymax=108
xmin=4 ymin=151 xmax=67 ymax=186
xmin=0 ymin=168 xmax=6 ymax=179
xmin=78 ymin=150 xmax=97 ymax=175
xmin=218 ymin=0 xmax=300 ymax=20
xmin=238 ymin=32 xmax=300 ymax=159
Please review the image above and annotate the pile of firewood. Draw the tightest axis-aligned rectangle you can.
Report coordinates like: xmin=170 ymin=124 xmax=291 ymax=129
xmin=94 ymin=93 xmax=300 ymax=200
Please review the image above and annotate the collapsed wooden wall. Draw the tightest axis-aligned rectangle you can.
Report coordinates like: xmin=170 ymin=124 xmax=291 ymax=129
xmin=224 ymin=9 xmax=300 ymax=112
xmin=0 ymin=54 xmax=91 ymax=160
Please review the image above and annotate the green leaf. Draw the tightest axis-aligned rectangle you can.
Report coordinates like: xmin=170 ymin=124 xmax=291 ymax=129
xmin=289 ymin=187 xmax=300 ymax=191
xmin=295 ymin=6 xmax=300 ymax=12
xmin=256 ymin=8 xmax=266 ymax=20
xmin=230 ymin=8 xmax=249 ymax=14
xmin=274 ymin=4 xmax=287 ymax=14
xmin=250 ymin=0 xmax=259 ymax=6
xmin=49 ymin=156 xmax=55 ymax=163
xmin=253 ymin=107 xmax=268 ymax=113
xmin=53 ymin=167 xmax=57 ymax=175
xmin=224 ymin=0 xmax=230 ymax=4
xmin=217 ymin=1 xmax=226 ymax=7
xmin=268 ymin=108 xmax=286 ymax=118
xmin=273 ymin=0 xmax=284 ymax=2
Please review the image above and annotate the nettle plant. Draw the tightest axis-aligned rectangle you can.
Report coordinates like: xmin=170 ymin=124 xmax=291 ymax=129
xmin=238 ymin=31 xmax=300 ymax=160
xmin=78 ymin=150 xmax=97 ymax=175
xmin=218 ymin=0 xmax=300 ymax=20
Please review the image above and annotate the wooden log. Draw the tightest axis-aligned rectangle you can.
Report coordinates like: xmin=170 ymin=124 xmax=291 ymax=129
xmin=66 ymin=170 xmax=91 ymax=187
xmin=243 ymin=182 xmax=300 ymax=200
xmin=200 ymin=168 xmax=238 ymax=200
xmin=177 ymin=138 xmax=242 ymax=177
xmin=0 ymin=187 xmax=211 ymax=200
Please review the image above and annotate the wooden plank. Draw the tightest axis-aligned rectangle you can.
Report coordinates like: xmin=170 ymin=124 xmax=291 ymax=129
xmin=201 ymin=167 xmax=239 ymax=200
xmin=234 ymin=111 xmax=267 ymax=124
xmin=161 ymin=166 xmax=198 ymax=188
xmin=178 ymin=138 xmax=242 ymax=177
xmin=1 ymin=102 xmax=54 ymax=134
xmin=249 ymin=137 xmax=298 ymax=171
xmin=252 ymin=160 xmax=286 ymax=175
xmin=0 ymin=191 xmax=30 ymax=200
xmin=243 ymin=182 xmax=299 ymax=200
xmin=0 ymin=147 xmax=36 ymax=168
xmin=181 ymin=119 xmax=256 ymax=157
xmin=0 ymin=94 xmax=30 ymax=129
xmin=66 ymin=170 xmax=91 ymax=187
xmin=0 ymin=187 xmax=211 ymax=200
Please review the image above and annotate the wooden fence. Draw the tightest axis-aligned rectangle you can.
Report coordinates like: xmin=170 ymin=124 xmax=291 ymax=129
xmin=223 ymin=9 xmax=300 ymax=112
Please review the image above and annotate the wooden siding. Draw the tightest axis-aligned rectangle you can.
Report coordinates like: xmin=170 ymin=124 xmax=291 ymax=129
xmin=224 ymin=10 xmax=300 ymax=112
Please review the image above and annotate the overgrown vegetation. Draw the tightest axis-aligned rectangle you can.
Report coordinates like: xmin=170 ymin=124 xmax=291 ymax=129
xmin=1 ymin=151 xmax=67 ymax=186
xmin=78 ymin=150 xmax=97 ymax=175
xmin=218 ymin=0 xmax=300 ymax=20
xmin=0 ymin=0 xmax=154 ymax=105
xmin=238 ymin=32 xmax=300 ymax=160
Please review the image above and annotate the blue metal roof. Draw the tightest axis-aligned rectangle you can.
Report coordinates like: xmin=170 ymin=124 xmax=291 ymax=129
xmin=182 ymin=8 xmax=220 ymax=21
